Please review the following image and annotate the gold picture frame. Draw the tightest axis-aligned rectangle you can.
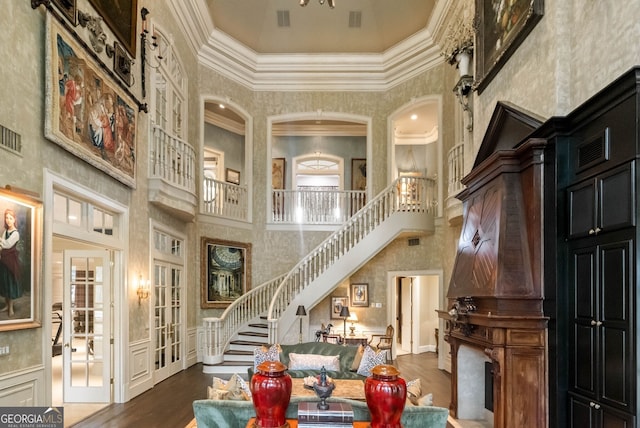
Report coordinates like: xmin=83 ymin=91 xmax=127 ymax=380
xmin=0 ymin=188 xmax=43 ymax=331
xmin=350 ymin=283 xmax=369 ymax=307
xmin=201 ymin=238 xmax=251 ymax=309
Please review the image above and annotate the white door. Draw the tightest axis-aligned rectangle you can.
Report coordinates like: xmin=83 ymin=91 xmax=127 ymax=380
xmin=154 ymin=261 xmax=184 ymax=383
xmin=400 ymin=277 xmax=413 ymax=353
xmin=63 ymin=250 xmax=111 ymax=403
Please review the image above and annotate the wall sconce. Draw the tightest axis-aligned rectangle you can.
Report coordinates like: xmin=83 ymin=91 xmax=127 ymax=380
xmin=348 ymin=312 xmax=358 ymax=336
xmin=296 ymin=305 xmax=307 ymax=343
xmin=339 ymin=306 xmax=350 ymax=344
xmin=139 ymin=7 xmax=165 ymax=100
xmin=135 ymin=275 xmax=150 ymax=306
xmin=453 ymin=75 xmax=474 ymax=132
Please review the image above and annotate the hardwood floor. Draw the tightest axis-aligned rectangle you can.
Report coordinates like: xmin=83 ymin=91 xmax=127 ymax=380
xmin=71 ymin=352 xmax=451 ymax=428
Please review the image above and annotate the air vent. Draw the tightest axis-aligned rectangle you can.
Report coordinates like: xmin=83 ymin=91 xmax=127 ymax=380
xmin=577 ymin=127 xmax=610 ymax=171
xmin=0 ymin=124 xmax=22 ymax=155
xmin=408 ymin=237 xmax=420 ymax=246
xmin=277 ymin=10 xmax=290 ymax=28
xmin=349 ymin=11 xmax=362 ymax=28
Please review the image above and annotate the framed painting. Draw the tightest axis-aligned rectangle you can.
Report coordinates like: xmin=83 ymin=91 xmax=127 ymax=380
xmin=330 ymin=296 xmax=349 ymax=320
xmin=201 ymin=238 xmax=251 ymax=309
xmin=475 ymin=0 xmax=544 ymax=93
xmin=351 ymin=283 xmax=369 ymax=307
xmin=272 ymin=158 xmax=285 ymax=189
xmin=88 ymin=0 xmax=138 ymax=57
xmin=52 ymin=0 xmax=77 ymax=26
xmin=45 ymin=15 xmax=137 ymax=188
xmin=226 ymin=168 xmax=240 ymax=185
xmin=0 ymin=187 xmax=43 ymax=331
xmin=351 ymin=158 xmax=367 ymax=191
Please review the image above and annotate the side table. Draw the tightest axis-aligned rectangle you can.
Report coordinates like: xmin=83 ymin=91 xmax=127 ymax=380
xmin=344 ymin=336 xmax=369 ymax=347
xmin=246 ymin=417 xmax=369 ymax=427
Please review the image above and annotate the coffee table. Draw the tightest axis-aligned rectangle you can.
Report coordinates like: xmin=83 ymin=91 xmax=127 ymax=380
xmin=290 ymin=378 xmax=366 ymax=401
xmin=246 ymin=417 xmax=369 ymax=427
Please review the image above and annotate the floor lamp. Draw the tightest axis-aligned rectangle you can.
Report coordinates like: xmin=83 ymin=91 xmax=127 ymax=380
xmin=296 ymin=305 xmax=307 ymax=343
xmin=339 ymin=306 xmax=350 ymax=345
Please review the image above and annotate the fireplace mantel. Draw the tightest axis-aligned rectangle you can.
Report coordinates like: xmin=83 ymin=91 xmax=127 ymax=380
xmin=441 ymin=104 xmax=548 ymax=428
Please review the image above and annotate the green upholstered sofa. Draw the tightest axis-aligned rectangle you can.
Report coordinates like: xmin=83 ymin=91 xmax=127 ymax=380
xmin=193 ymin=396 xmax=449 ymax=428
xmin=248 ymin=342 xmax=366 ymax=380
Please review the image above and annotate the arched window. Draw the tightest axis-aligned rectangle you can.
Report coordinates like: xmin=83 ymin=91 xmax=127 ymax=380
xmin=293 ymin=153 xmax=344 ymax=190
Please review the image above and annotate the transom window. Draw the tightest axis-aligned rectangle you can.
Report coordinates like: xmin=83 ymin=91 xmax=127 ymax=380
xmin=293 ymin=154 xmax=343 ymax=189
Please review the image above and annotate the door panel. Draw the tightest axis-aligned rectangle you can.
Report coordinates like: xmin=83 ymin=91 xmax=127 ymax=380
xmin=154 ymin=262 xmax=183 ymax=383
xmin=63 ymin=250 xmax=111 ymax=403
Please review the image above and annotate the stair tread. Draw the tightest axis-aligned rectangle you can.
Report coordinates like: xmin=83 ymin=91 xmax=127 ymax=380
xmin=239 ymin=331 xmax=268 ymax=337
xmin=225 ymin=349 xmax=254 ymax=355
xmin=215 ymin=361 xmax=252 ymax=366
xmin=248 ymin=323 xmax=268 ymax=329
xmin=230 ymin=340 xmax=266 ymax=346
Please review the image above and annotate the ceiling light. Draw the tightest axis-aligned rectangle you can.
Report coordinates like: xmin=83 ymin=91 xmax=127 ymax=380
xmin=300 ymin=0 xmax=335 ymax=8
xmin=411 ymin=114 xmax=418 ymax=120
xmin=219 ymin=103 xmax=225 ymax=109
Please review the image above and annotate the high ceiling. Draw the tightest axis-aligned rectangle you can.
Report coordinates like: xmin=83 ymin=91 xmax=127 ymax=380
xmin=207 ymin=0 xmax=437 ymax=54
xmin=202 ymin=0 xmax=441 ymax=138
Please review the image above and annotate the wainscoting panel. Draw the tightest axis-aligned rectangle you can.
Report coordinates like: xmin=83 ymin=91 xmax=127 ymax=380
xmin=0 ymin=366 xmax=45 ymax=406
xmin=128 ymin=340 xmax=152 ymax=399
xmin=187 ymin=327 xmax=198 ymax=367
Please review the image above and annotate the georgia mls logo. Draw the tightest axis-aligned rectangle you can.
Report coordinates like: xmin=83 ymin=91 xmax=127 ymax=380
xmin=0 ymin=406 xmax=64 ymax=428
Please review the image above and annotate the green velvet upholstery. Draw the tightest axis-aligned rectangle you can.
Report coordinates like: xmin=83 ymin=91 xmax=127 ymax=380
xmin=193 ymin=396 xmax=449 ymax=428
xmin=248 ymin=342 xmax=365 ymax=380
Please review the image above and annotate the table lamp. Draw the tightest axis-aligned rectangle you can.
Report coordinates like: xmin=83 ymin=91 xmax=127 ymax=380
xmin=339 ymin=305 xmax=350 ymax=344
xmin=296 ymin=305 xmax=307 ymax=343
xmin=348 ymin=312 xmax=358 ymax=336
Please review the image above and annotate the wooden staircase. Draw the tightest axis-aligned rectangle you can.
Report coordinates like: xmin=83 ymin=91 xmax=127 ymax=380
xmin=207 ymin=317 xmax=270 ymax=375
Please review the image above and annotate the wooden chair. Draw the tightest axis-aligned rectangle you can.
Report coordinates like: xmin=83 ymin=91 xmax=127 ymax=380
xmin=369 ymin=324 xmax=394 ymax=362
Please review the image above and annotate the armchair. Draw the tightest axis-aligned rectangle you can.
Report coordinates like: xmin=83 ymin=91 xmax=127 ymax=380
xmin=369 ymin=324 xmax=394 ymax=362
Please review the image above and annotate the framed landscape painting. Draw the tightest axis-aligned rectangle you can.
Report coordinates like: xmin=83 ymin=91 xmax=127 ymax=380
xmin=201 ymin=238 xmax=251 ymax=309
xmin=475 ymin=0 xmax=544 ymax=93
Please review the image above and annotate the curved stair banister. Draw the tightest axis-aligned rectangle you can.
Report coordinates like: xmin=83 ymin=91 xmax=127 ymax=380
xmin=202 ymin=273 xmax=287 ymax=365
xmin=266 ymin=176 xmax=434 ymax=342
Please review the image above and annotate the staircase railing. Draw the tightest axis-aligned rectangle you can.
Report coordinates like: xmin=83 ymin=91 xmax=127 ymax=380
xmin=202 ymin=273 xmax=287 ymax=365
xmin=201 ymin=176 xmax=435 ymax=364
xmin=272 ymin=189 xmax=366 ymax=224
xmin=266 ymin=176 xmax=435 ymax=341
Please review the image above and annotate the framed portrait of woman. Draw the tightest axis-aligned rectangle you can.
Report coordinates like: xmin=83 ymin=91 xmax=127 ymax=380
xmin=0 ymin=187 xmax=42 ymax=331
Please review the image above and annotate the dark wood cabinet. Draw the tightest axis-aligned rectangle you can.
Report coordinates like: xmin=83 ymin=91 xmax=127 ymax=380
xmin=558 ymin=68 xmax=640 ymax=428
xmin=568 ymin=235 xmax=634 ymax=415
xmin=569 ymin=393 xmax=635 ymax=428
xmin=568 ymin=162 xmax=635 ymax=239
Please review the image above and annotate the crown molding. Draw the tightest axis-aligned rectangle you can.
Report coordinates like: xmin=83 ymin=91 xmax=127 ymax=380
xmin=204 ymin=110 xmax=245 ymax=135
xmin=272 ymin=124 xmax=367 ymax=137
xmin=173 ymin=0 xmax=449 ymax=92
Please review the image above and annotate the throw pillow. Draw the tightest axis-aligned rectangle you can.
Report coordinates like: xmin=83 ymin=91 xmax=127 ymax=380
xmin=253 ymin=344 xmax=280 ymax=372
xmin=418 ymin=392 xmax=433 ymax=406
xmin=406 ymin=378 xmax=422 ymax=405
xmin=288 ymin=353 xmax=341 ymax=371
xmin=207 ymin=373 xmax=252 ymax=401
xmin=350 ymin=344 xmax=365 ymax=371
xmin=356 ymin=345 xmax=386 ymax=377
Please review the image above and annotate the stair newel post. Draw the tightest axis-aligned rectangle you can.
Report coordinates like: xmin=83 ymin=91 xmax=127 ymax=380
xmin=268 ymin=318 xmax=278 ymax=344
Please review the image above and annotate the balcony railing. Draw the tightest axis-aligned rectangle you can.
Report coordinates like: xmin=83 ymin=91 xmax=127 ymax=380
xmin=202 ymin=177 xmax=249 ymax=221
xmin=272 ymin=189 xmax=366 ymax=224
xmin=149 ymin=125 xmax=196 ymax=193
xmin=447 ymin=142 xmax=465 ymax=196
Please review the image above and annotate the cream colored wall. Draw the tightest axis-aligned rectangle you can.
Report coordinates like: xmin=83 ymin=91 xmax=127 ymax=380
xmin=473 ymin=0 xmax=640 ymax=153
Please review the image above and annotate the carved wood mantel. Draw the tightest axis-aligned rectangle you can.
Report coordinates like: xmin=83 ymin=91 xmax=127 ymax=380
xmin=441 ymin=104 xmax=549 ymax=428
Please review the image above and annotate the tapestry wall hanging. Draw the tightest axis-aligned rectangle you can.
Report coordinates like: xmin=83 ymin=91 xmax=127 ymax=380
xmin=45 ymin=15 xmax=137 ymax=188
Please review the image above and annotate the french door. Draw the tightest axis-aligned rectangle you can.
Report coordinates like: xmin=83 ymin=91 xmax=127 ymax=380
xmin=63 ymin=250 xmax=111 ymax=403
xmin=153 ymin=261 xmax=184 ymax=383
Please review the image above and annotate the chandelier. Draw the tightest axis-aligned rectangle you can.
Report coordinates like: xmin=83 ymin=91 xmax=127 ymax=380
xmin=300 ymin=0 xmax=336 ymax=8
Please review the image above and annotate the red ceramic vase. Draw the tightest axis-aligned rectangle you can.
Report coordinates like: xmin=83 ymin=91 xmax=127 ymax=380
xmin=250 ymin=360 xmax=292 ymax=428
xmin=365 ymin=364 xmax=407 ymax=428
